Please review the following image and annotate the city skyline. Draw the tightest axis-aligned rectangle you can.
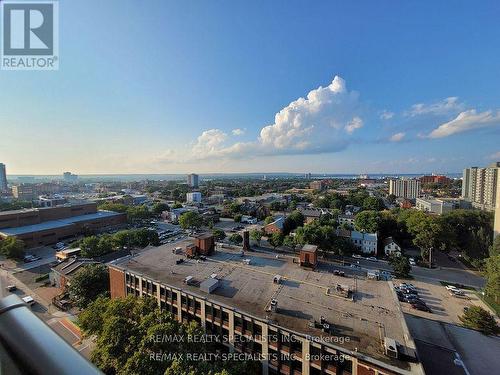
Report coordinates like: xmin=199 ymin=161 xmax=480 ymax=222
xmin=1 ymin=1 xmax=500 ymax=174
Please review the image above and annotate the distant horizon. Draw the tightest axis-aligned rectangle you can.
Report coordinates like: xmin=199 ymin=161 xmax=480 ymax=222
xmin=6 ymin=171 xmax=463 ymax=181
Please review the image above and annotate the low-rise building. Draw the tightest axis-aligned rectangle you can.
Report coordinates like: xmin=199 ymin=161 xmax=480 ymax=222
xmin=297 ymin=207 xmax=324 ymax=224
xmin=186 ymin=192 xmax=202 ymax=203
xmin=350 ymin=231 xmax=378 ymax=255
xmin=309 ymin=180 xmax=327 ymax=191
xmin=241 ymin=215 xmax=257 ymax=224
xmin=338 ymin=214 xmax=355 ymax=229
xmin=108 ymin=240 xmax=423 ymax=375
xmin=383 ymin=237 xmax=402 ymax=257
xmin=415 ymin=197 xmax=453 ymax=215
xmin=264 ymin=216 xmax=284 ymax=234
xmin=0 ymin=203 xmax=126 ymax=248
xmin=12 ymin=184 xmax=38 ymax=200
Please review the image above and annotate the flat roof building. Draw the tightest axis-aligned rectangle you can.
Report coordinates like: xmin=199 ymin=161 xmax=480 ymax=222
xmin=0 ymin=203 xmax=126 ymax=248
xmin=415 ymin=197 xmax=454 ymax=215
xmin=108 ymin=240 xmax=423 ymax=375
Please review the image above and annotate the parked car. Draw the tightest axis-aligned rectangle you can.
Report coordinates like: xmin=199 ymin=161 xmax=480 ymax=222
xmin=352 ymin=254 xmax=362 ymax=259
xmin=399 ymin=283 xmax=416 ymax=289
xmin=367 ymin=257 xmax=378 ymax=262
xmin=5 ymin=285 xmax=17 ymax=292
xmin=22 ymin=296 xmax=36 ymax=306
xmin=411 ymin=302 xmax=431 ymax=312
xmin=23 ymin=255 xmax=38 ymax=263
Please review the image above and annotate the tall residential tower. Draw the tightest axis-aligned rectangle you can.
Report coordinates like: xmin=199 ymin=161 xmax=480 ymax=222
xmin=0 ymin=163 xmax=7 ymax=193
xmin=187 ymin=173 xmax=199 ymax=188
xmin=388 ymin=178 xmax=421 ymax=199
xmin=462 ymin=162 xmax=500 ymax=211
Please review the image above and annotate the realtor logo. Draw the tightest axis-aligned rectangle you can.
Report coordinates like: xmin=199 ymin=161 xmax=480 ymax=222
xmin=1 ymin=0 xmax=59 ymax=70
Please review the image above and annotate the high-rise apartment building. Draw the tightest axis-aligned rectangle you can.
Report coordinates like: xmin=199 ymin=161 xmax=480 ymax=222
xmin=462 ymin=162 xmax=500 ymax=211
xmin=63 ymin=172 xmax=78 ymax=183
xmin=388 ymin=178 xmax=421 ymax=199
xmin=0 ymin=163 xmax=7 ymax=192
xmin=187 ymin=173 xmax=199 ymax=188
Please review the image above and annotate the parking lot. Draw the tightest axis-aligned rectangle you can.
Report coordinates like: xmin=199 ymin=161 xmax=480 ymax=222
xmin=397 ymin=279 xmax=496 ymax=325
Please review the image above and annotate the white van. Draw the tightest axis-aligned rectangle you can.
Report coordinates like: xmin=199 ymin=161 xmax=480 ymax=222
xmin=22 ymin=296 xmax=36 ymax=306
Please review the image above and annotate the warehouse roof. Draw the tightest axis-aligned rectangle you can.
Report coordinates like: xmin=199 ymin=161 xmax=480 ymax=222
xmin=0 ymin=210 xmax=123 ymax=236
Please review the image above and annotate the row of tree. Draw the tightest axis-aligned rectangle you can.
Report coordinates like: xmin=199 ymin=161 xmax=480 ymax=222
xmin=75 ymin=228 xmax=160 ymax=258
xmin=78 ymin=296 xmax=260 ymax=375
xmin=97 ymin=202 xmax=153 ymax=222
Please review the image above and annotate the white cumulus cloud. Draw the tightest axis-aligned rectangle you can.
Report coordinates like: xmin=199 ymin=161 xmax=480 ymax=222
xmin=231 ymin=128 xmax=245 ymax=136
xmin=158 ymin=75 xmax=365 ymax=162
xmin=380 ymin=110 xmax=394 ymax=120
xmin=406 ymin=97 xmax=464 ymax=117
xmin=389 ymin=132 xmax=405 ymax=142
xmin=427 ymin=109 xmax=500 ymax=138
xmin=344 ymin=117 xmax=363 ymax=134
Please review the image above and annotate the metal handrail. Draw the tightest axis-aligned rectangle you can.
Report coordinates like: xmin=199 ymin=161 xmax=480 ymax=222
xmin=0 ymin=294 xmax=101 ymax=375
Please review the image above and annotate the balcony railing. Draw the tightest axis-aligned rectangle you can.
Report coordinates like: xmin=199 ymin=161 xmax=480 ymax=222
xmin=0 ymin=294 xmax=101 ymax=375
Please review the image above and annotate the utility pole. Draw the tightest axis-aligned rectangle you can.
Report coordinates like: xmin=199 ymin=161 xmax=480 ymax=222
xmin=428 ymin=246 xmax=433 ymax=269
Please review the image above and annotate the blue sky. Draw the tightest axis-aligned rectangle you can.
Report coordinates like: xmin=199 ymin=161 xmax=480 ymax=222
xmin=1 ymin=0 xmax=500 ymax=174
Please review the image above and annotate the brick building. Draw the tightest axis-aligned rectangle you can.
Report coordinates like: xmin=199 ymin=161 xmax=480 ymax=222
xmin=0 ymin=202 xmax=126 ymax=248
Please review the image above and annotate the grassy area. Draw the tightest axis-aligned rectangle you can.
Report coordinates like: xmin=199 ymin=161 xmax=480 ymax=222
xmin=439 ymin=281 xmax=476 ymax=291
xmin=476 ymin=292 xmax=500 ymax=317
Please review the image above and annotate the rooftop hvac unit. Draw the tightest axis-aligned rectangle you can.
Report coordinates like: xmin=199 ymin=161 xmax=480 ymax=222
xmin=242 ymin=259 xmax=251 ymax=265
xmin=270 ymin=299 xmax=278 ymax=312
xmin=384 ymin=337 xmax=399 ymax=359
xmin=184 ymin=276 xmax=194 ymax=285
xmin=210 ymin=273 xmax=218 ymax=279
xmin=273 ymin=275 xmax=282 ymax=284
xmin=200 ymin=278 xmax=219 ymax=294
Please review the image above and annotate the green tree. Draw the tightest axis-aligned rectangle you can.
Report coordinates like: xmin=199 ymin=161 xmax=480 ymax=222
xmin=229 ymin=233 xmax=243 ymax=245
xmin=389 ymin=255 xmax=411 ymax=278
xmin=459 ymin=306 xmax=499 ymax=335
xmin=133 ymin=228 xmax=160 ymax=247
xmin=268 ymin=232 xmax=284 ymax=249
xmin=283 ymin=210 xmax=305 ymax=235
xmin=283 ymin=235 xmax=297 ymax=250
xmin=152 ymin=202 xmax=168 ymax=215
xmin=354 ymin=210 xmax=381 ymax=233
xmin=68 ymin=264 xmax=109 ymax=309
xmin=264 ymin=216 xmax=274 ymax=225
xmin=212 ymin=228 xmax=226 ymax=241
xmin=97 ymin=202 xmax=128 ymax=213
xmin=362 ymin=196 xmax=385 ymax=211
xmin=250 ymin=229 xmax=262 ymax=245
xmin=484 ymin=255 xmax=500 ymax=303
xmin=179 ymin=211 xmax=203 ymax=230
xmin=79 ymin=296 xmax=258 ymax=375
xmin=491 ymin=236 xmax=500 ymax=257
xmin=80 ymin=235 xmax=114 ymax=258
xmin=0 ymin=237 xmax=25 ymax=259
xmin=127 ymin=205 xmax=152 ymax=222
xmin=234 ymin=214 xmax=242 ymax=223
